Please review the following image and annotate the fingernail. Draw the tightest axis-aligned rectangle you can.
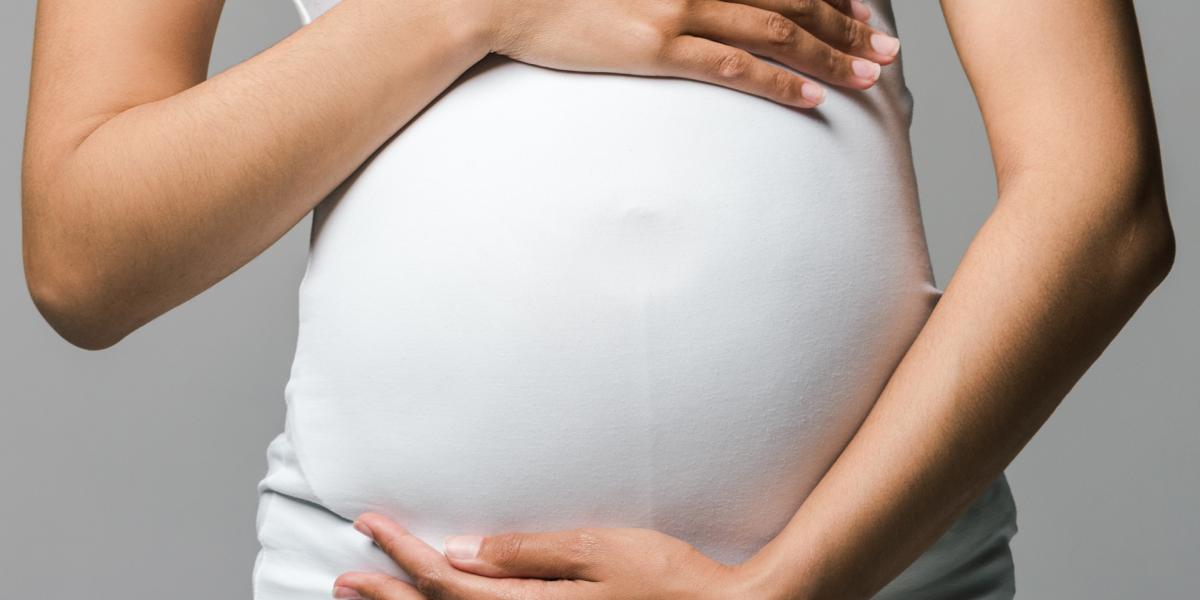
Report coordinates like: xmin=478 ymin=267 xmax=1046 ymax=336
xmin=851 ymin=0 xmax=872 ymax=22
xmin=443 ymin=535 xmax=483 ymax=559
xmin=852 ymin=59 xmax=881 ymax=82
xmin=332 ymin=586 xmax=364 ymax=599
xmin=800 ymin=82 xmax=826 ymax=105
xmin=870 ymin=33 xmax=900 ymax=57
xmin=352 ymin=520 xmax=373 ymax=539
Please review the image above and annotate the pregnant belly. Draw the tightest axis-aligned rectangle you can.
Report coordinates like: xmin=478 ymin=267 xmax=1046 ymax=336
xmin=283 ymin=54 xmax=940 ymax=565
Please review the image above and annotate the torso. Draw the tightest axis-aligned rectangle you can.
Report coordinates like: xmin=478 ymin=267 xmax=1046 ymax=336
xmin=254 ymin=2 xmax=1019 ymax=597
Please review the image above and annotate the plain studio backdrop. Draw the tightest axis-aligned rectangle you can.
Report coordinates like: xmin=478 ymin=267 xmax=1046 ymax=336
xmin=1 ymin=2 xmax=1194 ymax=598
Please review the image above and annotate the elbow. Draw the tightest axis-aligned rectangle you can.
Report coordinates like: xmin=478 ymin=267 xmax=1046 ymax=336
xmin=1111 ymin=172 xmax=1176 ymax=297
xmin=1143 ymin=199 xmax=1176 ymax=281
xmin=1134 ymin=197 xmax=1175 ymax=290
xmin=22 ymin=151 xmax=139 ymax=350
xmin=23 ymin=235 xmax=131 ymax=352
xmin=22 ymin=170 xmax=135 ymax=350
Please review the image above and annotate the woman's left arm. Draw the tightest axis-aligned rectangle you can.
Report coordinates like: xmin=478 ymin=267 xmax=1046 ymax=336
xmin=330 ymin=1 xmax=1176 ymax=598
xmin=737 ymin=0 xmax=1176 ymax=597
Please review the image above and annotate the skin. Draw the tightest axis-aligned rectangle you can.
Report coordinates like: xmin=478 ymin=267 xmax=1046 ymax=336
xmin=333 ymin=1 xmax=1176 ymax=599
xmin=21 ymin=0 xmax=1175 ymax=599
xmin=21 ymin=0 xmax=895 ymax=351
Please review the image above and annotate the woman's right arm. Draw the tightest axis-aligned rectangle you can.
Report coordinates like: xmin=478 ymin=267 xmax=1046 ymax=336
xmin=22 ymin=0 xmax=897 ymax=350
xmin=22 ymin=0 xmax=494 ymax=350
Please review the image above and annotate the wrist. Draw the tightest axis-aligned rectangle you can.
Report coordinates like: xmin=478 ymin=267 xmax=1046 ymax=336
xmin=733 ymin=550 xmax=820 ymax=600
xmin=450 ymin=0 xmax=507 ymax=55
xmin=730 ymin=557 xmax=793 ymax=600
xmin=439 ymin=0 xmax=498 ymax=58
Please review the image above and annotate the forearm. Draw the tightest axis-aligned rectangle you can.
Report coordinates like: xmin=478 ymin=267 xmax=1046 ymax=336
xmin=22 ymin=0 xmax=490 ymax=349
xmin=740 ymin=173 xmax=1175 ymax=599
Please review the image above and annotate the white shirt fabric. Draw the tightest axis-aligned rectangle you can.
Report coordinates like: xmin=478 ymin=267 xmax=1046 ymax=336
xmin=254 ymin=1 xmax=1019 ymax=598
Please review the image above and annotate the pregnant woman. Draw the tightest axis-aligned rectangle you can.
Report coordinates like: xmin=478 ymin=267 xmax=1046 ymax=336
xmin=21 ymin=0 xmax=1174 ymax=599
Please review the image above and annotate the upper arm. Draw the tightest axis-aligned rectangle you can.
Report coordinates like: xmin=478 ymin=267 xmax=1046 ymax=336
xmin=23 ymin=0 xmax=225 ymax=184
xmin=939 ymin=0 xmax=1162 ymax=200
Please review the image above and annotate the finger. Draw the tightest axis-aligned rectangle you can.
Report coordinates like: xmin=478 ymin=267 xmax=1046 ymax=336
xmin=355 ymin=514 xmax=598 ymax=600
xmin=452 ymin=575 xmax=606 ymax=600
xmin=333 ymin=572 xmax=425 ymax=600
xmin=354 ymin=512 xmax=481 ymax=599
xmin=731 ymin=0 xmax=899 ymax=64
xmin=442 ymin=528 xmax=604 ymax=581
xmin=656 ymin=35 xmax=826 ymax=108
xmin=684 ymin=1 xmax=881 ymax=90
xmin=779 ymin=0 xmax=897 ymax=61
xmin=823 ymin=0 xmax=872 ymax=23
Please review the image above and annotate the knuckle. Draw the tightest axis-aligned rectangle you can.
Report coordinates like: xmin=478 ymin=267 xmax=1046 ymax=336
xmin=377 ymin=530 xmax=415 ymax=561
xmin=640 ymin=1 xmax=689 ymax=71
xmin=651 ymin=37 xmax=678 ymax=72
xmin=713 ymin=50 xmax=751 ymax=79
xmin=789 ymin=0 xmax=819 ymax=18
xmin=822 ymin=44 xmax=843 ymax=77
xmin=651 ymin=30 xmax=679 ymax=69
xmin=412 ymin=567 xmax=449 ymax=598
xmin=566 ymin=528 xmax=604 ymax=566
xmin=678 ymin=0 xmax=702 ymax=18
xmin=487 ymin=533 xmax=526 ymax=567
xmin=826 ymin=0 xmax=851 ymax=13
xmin=365 ymin=576 xmax=399 ymax=598
xmin=764 ymin=12 xmax=798 ymax=46
xmin=842 ymin=18 xmax=868 ymax=49
xmin=655 ymin=0 xmax=691 ymax=36
xmin=375 ymin=533 xmax=403 ymax=558
xmin=575 ymin=527 xmax=603 ymax=546
xmin=770 ymin=70 xmax=798 ymax=101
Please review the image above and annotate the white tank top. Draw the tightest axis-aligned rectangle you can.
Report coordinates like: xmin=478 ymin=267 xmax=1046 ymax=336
xmin=255 ymin=2 xmax=1018 ymax=597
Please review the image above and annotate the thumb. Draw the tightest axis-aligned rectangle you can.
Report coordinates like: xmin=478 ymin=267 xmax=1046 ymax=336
xmin=442 ymin=528 xmax=603 ymax=580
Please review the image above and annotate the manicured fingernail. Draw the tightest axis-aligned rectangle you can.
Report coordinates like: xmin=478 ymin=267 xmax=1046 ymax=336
xmin=332 ymin=586 xmax=363 ymax=599
xmin=852 ymin=59 xmax=881 ymax=82
xmin=851 ymin=0 xmax=872 ymax=21
xmin=800 ymin=82 xmax=826 ymax=105
xmin=352 ymin=520 xmax=373 ymax=539
xmin=870 ymin=33 xmax=900 ymax=57
xmin=444 ymin=535 xmax=483 ymax=559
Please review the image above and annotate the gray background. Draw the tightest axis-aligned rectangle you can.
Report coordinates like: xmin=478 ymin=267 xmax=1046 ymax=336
xmin=1 ymin=1 xmax=1194 ymax=598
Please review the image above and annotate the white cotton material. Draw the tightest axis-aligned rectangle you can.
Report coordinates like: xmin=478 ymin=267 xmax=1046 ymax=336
xmin=254 ymin=2 xmax=1018 ymax=598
